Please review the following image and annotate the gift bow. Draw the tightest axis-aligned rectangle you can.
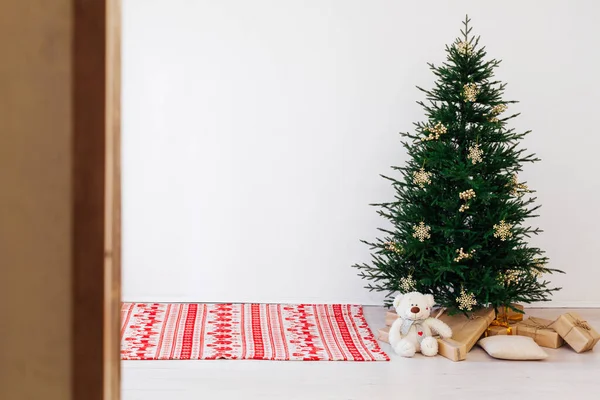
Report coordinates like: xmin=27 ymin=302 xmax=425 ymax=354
xmin=562 ymin=313 xmax=595 ymax=347
xmin=572 ymin=317 xmax=592 ymax=331
xmin=564 ymin=313 xmax=592 ymax=331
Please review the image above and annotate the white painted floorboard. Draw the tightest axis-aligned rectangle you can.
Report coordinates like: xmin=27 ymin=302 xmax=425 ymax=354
xmin=122 ymin=307 xmax=600 ymax=400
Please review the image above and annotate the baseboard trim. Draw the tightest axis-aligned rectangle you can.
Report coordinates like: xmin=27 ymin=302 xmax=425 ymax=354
xmin=526 ymin=301 xmax=600 ymax=309
xmin=122 ymin=298 xmax=600 ymax=309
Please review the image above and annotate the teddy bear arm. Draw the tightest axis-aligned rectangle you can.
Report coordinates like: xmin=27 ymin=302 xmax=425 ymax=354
xmin=388 ymin=318 xmax=404 ymax=347
xmin=425 ymin=318 xmax=452 ymax=339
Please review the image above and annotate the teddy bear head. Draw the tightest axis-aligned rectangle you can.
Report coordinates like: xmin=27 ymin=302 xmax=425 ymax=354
xmin=393 ymin=291 xmax=435 ymax=321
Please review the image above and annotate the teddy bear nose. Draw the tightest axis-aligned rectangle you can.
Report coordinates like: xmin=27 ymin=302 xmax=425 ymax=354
xmin=410 ymin=306 xmax=420 ymax=314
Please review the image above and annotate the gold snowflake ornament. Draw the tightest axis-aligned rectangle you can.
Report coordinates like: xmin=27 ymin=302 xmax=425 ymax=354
xmin=454 ymin=248 xmax=476 ymax=262
xmin=456 ymin=40 xmax=473 ymax=56
xmin=413 ymin=168 xmax=432 ymax=188
xmin=384 ymin=241 xmax=404 ymax=255
xmin=399 ymin=275 xmax=417 ymax=293
xmin=493 ymin=220 xmax=513 ymax=241
xmin=462 ymin=83 xmax=479 ymax=102
xmin=457 ymin=288 xmax=477 ymax=311
xmin=412 ymin=222 xmax=431 ymax=242
xmin=467 ymin=144 xmax=483 ymax=164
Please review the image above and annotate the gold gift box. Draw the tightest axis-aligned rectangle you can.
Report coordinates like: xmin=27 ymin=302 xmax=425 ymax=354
xmin=515 ymin=317 xmax=564 ymax=348
xmin=495 ymin=303 xmax=524 ymax=323
xmin=485 ymin=324 xmax=516 ymax=337
xmin=550 ymin=313 xmax=600 ymax=353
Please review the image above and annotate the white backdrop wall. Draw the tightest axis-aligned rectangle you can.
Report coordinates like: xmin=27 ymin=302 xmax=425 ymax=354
xmin=122 ymin=0 xmax=600 ymax=306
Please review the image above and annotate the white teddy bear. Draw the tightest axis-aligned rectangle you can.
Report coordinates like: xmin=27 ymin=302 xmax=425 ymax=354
xmin=389 ymin=291 xmax=453 ymax=357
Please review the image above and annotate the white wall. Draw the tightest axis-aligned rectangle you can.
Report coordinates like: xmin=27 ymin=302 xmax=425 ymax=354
xmin=122 ymin=0 xmax=600 ymax=306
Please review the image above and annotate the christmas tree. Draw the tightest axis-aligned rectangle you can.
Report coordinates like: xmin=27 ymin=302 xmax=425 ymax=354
xmin=353 ymin=16 xmax=564 ymax=314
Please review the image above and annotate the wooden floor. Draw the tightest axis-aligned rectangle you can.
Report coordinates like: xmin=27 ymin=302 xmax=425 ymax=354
xmin=122 ymin=307 xmax=600 ymax=400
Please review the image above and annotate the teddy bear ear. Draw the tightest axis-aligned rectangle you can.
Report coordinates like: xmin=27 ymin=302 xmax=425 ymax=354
xmin=424 ymin=294 xmax=435 ymax=308
xmin=393 ymin=294 xmax=403 ymax=308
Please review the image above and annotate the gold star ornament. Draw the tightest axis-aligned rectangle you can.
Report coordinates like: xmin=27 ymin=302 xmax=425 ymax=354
xmin=412 ymin=222 xmax=431 ymax=242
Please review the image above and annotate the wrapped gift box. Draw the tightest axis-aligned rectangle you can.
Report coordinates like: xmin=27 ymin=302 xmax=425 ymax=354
xmin=495 ymin=303 xmax=525 ymax=323
xmin=437 ymin=307 xmax=495 ymax=354
xmin=377 ymin=326 xmax=466 ymax=362
xmin=514 ymin=317 xmax=564 ymax=348
xmin=377 ymin=326 xmax=389 ymax=343
xmin=485 ymin=324 xmax=515 ymax=337
xmin=550 ymin=313 xmax=600 ymax=353
xmin=385 ymin=310 xmax=398 ymax=327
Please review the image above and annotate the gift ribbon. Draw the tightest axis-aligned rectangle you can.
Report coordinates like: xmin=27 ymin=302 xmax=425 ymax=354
xmin=518 ymin=317 xmax=554 ymax=343
xmin=486 ymin=318 xmax=513 ymax=336
xmin=484 ymin=306 xmax=517 ymax=336
xmin=562 ymin=313 xmax=595 ymax=348
xmin=569 ymin=314 xmax=592 ymax=331
xmin=496 ymin=306 xmax=523 ymax=323
xmin=521 ymin=317 xmax=553 ymax=328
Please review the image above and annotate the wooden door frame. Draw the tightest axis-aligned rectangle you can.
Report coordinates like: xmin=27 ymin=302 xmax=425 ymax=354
xmin=72 ymin=0 xmax=121 ymax=399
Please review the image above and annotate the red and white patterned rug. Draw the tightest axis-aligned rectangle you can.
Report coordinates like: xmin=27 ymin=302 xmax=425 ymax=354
xmin=121 ymin=303 xmax=389 ymax=361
